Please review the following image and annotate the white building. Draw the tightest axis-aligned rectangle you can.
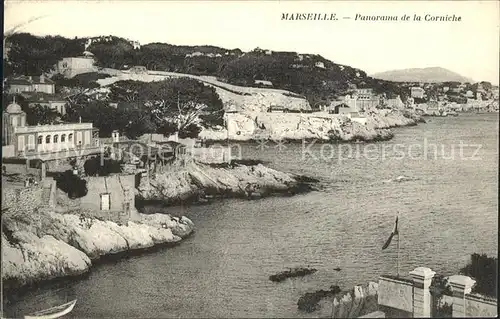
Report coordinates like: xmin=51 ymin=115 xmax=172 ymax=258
xmin=2 ymin=99 xmax=98 ymax=157
xmin=315 ymin=61 xmax=325 ymax=69
xmin=56 ymin=56 xmax=98 ymax=78
xmin=411 ymin=87 xmax=425 ymax=99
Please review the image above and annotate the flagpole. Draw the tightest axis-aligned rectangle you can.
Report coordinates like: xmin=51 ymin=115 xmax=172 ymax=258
xmin=397 ymin=230 xmax=400 ymax=278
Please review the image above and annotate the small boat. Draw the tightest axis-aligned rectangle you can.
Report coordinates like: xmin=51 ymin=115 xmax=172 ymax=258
xmin=24 ymin=299 xmax=77 ymax=319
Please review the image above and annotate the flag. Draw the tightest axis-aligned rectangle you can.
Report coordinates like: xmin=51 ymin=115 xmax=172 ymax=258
xmin=382 ymin=215 xmax=399 ymax=250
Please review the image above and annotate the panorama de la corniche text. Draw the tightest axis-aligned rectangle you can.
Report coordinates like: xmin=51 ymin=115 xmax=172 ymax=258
xmin=353 ymin=14 xmax=462 ymax=21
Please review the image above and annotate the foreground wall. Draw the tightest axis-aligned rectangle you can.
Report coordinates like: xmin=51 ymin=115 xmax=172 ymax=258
xmin=376 ymin=268 xmax=497 ymax=318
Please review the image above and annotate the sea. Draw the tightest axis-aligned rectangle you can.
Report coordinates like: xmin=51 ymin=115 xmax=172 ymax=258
xmin=3 ymin=113 xmax=498 ymax=318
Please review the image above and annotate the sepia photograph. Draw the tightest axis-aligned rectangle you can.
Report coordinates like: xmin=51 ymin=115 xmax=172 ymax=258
xmin=1 ymin=0 xmax=498 ymax=318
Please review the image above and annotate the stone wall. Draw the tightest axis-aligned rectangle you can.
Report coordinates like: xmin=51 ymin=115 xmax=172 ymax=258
xmin=377 ymin=276 xmax=413 ymax=315
xmin=465 ymin=293 xmax=497 ymax=317
xmin=2 ymin=145 xmax=15 ymax=158
xmin=66 ymin=174 xmax=139 ymax=221
xmin=2 ymin=185 xmax=44 ymax=213
xmin=375 ymin=268 xmax=498 ymax=318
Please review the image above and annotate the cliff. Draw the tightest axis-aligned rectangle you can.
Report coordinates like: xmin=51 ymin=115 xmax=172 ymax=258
xmin=200 ymin=108 xmax=418 ymax=142
xmin=1 ymin=186 xmax=194 ymax=290
xmin=136 ymin=160 xmax=316 ymax=204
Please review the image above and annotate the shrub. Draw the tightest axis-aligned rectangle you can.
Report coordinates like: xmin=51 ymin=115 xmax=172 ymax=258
xmin=55 ymin=170 xmax=88 ymax=199
xmin=460 ymin=253 xmax=497 ymax=297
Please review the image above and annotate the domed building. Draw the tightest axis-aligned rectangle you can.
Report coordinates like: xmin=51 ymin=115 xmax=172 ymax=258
xmin=2 ymin=97 xmax=27 ymax=146
xmin=2 ymin=97 xmax=99 ymax=158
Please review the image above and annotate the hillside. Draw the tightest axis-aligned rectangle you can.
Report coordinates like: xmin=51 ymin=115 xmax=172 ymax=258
xmin=371 ymin=67 xmax=473 ymax=83
xmin=4 ymin=33 xmax=410 ymax=106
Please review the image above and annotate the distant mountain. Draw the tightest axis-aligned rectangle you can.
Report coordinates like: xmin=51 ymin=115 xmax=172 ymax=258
xmin=371 ymin=67 xmax=474 ymax=83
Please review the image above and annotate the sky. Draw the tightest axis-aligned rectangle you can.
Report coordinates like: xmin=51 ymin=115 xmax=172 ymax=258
xmin=4 ymin=0 xmax=500 ymax=84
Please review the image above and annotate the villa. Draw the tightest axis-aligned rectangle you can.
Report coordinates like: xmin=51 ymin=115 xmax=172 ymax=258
xmin=2 ymin=99 xmax=99 ymax=158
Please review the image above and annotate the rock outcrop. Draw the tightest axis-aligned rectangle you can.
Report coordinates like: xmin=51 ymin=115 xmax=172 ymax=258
xmin=201 ymin=108 xmax=417 ymax=142
xmin=136 ymin=161 xmax=316 ymax=204
xmin=312 ymin=282 xmax=379 ymax=318
xmin=2 ymin=198 xmax=194 ymax=290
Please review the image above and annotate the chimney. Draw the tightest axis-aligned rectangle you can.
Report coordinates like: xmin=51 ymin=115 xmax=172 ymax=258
xmin=40 ymin=74 xmax=45 ymax=83
xmin=79 ymin=116 xmax=82 ymax=123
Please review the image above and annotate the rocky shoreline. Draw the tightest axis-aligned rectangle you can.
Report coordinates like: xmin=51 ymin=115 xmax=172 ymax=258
xmin=300 ymin=282 xmax=380 ymax=318
xmin=136 ymin=160 xmax=318 ymax=206
xmin=2 ymin=205 xmax=194 ymax=291
xmin=200 ymin=108 xmax=422 ymax=142
xmin=2 ymin=160 xmax=317 ymax=292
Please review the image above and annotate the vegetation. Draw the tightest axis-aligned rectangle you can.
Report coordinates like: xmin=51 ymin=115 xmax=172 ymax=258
xmin=62 ymin=77 xmax=223 ymax=139
xmin=4 ymin=32 xmax=414 ymax=105
xmin=430 ymin=274 xmax=453 ymax=318
xmin=5 ymin=32 xmax=495 ymax=121
xmin=297 ymin=285 xmax=342 ymax=313
xmin=2 ymin=93 xmax=61 ymax=125
xmin=52 ymin=72 xmax=111 ymax=90
xmin=460 ymin=253 xmax=497 ymax=297
xmin=55 ymin=170 xmax=88 ymax=199
xmin=83 ymin=156 xmax=122 ymax=176
xmin=429 ymin=253 xmax=497 ymax=317
xmin=5 ymin=33 xmax=84 ymax=76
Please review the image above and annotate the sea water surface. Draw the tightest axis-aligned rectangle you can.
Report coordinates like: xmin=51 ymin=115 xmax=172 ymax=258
xmin=4 ymin=113 xmax=498 ymax=318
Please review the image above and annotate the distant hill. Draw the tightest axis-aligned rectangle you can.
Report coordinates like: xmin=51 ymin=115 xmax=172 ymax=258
xmin=5 ymin=33 xmax=411 ymax=106
xmin=371 ymin=67 xmax=474 ymax=83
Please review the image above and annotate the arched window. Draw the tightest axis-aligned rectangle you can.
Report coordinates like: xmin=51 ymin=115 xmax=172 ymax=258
xmin=54 ymin=135 xmax=59 ymax=143
xmin=61 ymin=134 xmax=66 ymax=142
xmin=38 ymin=136 xmax=43 ymax=144
xmin=68 ymin=134 xmax=73 ymax=142
xmin=45 ymin=135 xmax=51 ymax=144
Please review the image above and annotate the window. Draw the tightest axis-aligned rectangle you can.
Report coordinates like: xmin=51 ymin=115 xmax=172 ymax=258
xmin=68 ymin=134 xmax=73 ymax=142
xmin=100 ymin=193 xmax=110 ymax=211
xmin=61 ymin=134 xmax=66 ymax=142
xmin=45 ymin=135 xmax=51 ymax=143
xmin=28 ymin=135 xmax=35 ymax=150
xmin=54 ymin=135 xmax=58 ymax=143
xmin=38 ymin=136 xmax=43 ymax=144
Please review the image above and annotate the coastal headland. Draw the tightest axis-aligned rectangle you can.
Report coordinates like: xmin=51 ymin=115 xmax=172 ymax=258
xmin=2 ymin=158 xmax=317 ymax=291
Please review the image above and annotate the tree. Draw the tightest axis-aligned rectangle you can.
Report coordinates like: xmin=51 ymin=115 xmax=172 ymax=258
xmin=118 ymin=102 xmax=157 ymax=139
xmin=24 ymin=104 xmax=61 ymax=125
xmin=111 ymin=78 xmax=224 ymax=138
xmin=63 ymin=99 xmax=157 ymax=138
xmin=460 ymin=253 xmax=497 ymax=297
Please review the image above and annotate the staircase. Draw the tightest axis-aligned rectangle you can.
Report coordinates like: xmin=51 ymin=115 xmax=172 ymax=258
xmin=40 ymin=178 xmax=56 ymax=209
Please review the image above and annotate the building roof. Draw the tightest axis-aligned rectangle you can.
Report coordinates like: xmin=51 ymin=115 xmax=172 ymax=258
xmin=5 ymin=101 xmax=24 ymax=114
xmin=334 ymin=103 xmax=350 ymax=108
xmin=7 ymin=75 xmax=54 ymax=86
xmin=22 ymin=92 xmax=67 ymax=103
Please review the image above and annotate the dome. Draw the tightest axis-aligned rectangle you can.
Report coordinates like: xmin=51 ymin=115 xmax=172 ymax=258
xmin=5 ymin=102 xmax=23 ymax=114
